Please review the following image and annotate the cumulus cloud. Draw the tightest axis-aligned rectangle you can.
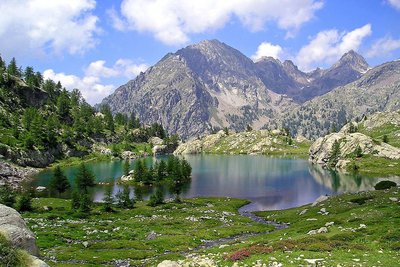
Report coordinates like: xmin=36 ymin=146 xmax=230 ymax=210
xmin=296 ymin=24 xmax=372 ymax=71
xmin=251 ymin=42 xmax=283 ymax=61
xmin=43 ymin=59 xmax=149 ymax=105
xmin=111 ymin=0 xmax=323 ymax=45
xmin=388 ymin=0 xmax=400 ymax=10
xmin=0 ymin=0 xmax=99 ymax=57
xmin=366 ymin=36 xmax=400 ymax=58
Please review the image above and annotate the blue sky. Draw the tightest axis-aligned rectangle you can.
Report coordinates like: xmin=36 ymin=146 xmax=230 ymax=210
xmin=1 ymin=0 xmax=400 ymax=104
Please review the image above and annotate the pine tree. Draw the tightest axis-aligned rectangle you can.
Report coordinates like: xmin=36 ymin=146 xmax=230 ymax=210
xmin=75 ymin=163 xmax=95 ymax=193
xmin=328 ymin=139 xmax=341 ymax=168
xmin=123 ymin=160 xmax=130 ymax=176
xmin=148 ymin=188 xmax=164 ymax=207
xmin=7 ymin=57 xmax=21 ymax=77
xmin=71 ymin=188 xmax=80 ymax=210
xmin=79 ymin=193 xmax=92 ymax=213
xmin=156 ymin=160 xmax=167 ymax=181
xmin=116 ymin=185 xmax=134 ymax=209
xmin=16 ymin=192 xmax=32 ymax=212
xmin=355 ymin=145 xmax=363 ymax=158
xmin=49 ymin=166 xmax=70 ymax=196
xmin=102 ymin=186 xmax=114 ymax=212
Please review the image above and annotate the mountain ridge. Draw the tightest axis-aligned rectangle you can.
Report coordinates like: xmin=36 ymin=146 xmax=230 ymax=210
xmin=101 ymin=39 xmax=398 ymax=139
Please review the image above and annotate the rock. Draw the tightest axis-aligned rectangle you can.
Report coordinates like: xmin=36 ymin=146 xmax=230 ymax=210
xmin=157 ymin=260 xmax=181 ymax=267
xmin=307 ymin=230 xmax=317 ymax=235
xmin=389 ymin=197 xmax=398 ymax=202
xmin=325 ymin=221 xmax=335 ymax=227
xmin=304 ymin=259 xmax=324 ymax=264
xmin=359 ymin=224 xmax=367 ymax=229
xmin=299 ymin=209 xmax=308 ymax=215
xmin=312 ymin=195 xmax=329 ymax=206
xmin=219 ymin=244 xmax=229 ymax=249
xmin=153 ymin=144 xmax=168 ymax=155
xmin=309 ymin=130 xmax=400 ymax=168
xmin=121 ymin=151 xmax=137 ymax=159
xmin=0 ymin=204 xmax=39 ymax=255
xmin=82 ymin=241 xmax=89 ymax=248
xmin=317 ymin=227 xmax=328 ymax=233
xmin=30 ymin=256 xmax=50 ymax=267
xmin=146 ymin=231 xmax=157 ymax=240
xmin=0 ymin=160 xmax=38 ymax=189
xmin=149 ymin=137 xmax=164 ymax=146
xmin=36 ymin=186 xmax=46 ymax=192
xmin=120 ymin=175 xmax=134 ymax=182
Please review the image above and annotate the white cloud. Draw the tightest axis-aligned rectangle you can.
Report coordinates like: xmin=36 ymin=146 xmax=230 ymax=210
xmin=388 ymin=0 xmax=400 ymax=10
xmin=251 ymin=42 xmax=283 ymax=61
xmin=296 ymin=24 xmax=372 ymax=71
xmin=0 ymin=0 xmax=99 ymax=57
xmin=43 ymin=59 xmax=149 ymax=105
xmin=366 ymin=36 xmax=400 ymax=58
xmin=111 ymin=0 xmax=323 ymax=45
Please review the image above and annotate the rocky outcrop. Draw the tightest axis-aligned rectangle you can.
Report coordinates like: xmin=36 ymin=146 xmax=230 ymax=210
xmin=309 ymin=132 xmax=400 ymax=168
xmin=0 ymin=160 xmax=38 ymax=189
xmin=0 ymin=204 xmax=38 ymax=255
xmin=174 ymin=129 xmax=308 ymax=155
xmin=0 ymin=204 xmax=49 ymax=266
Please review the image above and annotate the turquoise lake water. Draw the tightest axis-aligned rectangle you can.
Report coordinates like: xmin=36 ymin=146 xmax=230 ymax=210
xmin=34 ymin=155 xmax=397 ymax=211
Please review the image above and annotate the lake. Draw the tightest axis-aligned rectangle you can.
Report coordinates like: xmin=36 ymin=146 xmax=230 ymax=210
xmin=33 ymin=155 xmax=399 ymax=212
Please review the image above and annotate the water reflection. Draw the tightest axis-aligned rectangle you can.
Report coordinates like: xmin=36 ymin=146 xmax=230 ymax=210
xmin=33 ymin=155 xmax=399 ymax=212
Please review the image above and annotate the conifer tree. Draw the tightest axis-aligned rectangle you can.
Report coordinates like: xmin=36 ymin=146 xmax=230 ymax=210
xmin=123 ymin=160 xmax=130 ymax=176
xmin=102 ymin=186 xmax=114 ymax=212
xmin=75 ymin=163 xmax=95 ymax=193
xmin=49 ymin=166 xmax=70 ymax=196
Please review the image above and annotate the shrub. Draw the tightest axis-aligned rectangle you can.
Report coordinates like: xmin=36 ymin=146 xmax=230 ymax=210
xmin=16 ymin=193 xmax=32 ymax=212
xmin=374 ymin=180 xmax=397 ymax=190
xmin=0 ymin=235 xmax=19 ymax=267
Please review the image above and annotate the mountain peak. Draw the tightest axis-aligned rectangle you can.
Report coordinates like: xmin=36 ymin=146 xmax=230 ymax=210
xmin=333 ymin=50 xmax=369 ymax=72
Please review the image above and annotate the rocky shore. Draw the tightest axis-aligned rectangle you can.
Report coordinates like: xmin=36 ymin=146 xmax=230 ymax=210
xmin=0 ymin=159 xmax=39 ymax=189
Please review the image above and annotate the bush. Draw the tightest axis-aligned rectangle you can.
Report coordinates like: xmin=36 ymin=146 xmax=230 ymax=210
xmin=16 ymin=193 xmax=33 ymax=212
xmin=0 ymin=184 xmax=16 ymax=207
xmin=374 ymin=180 xmax=397 ymax=190
xmin=0 ymin=235 xmax=19 ymax=267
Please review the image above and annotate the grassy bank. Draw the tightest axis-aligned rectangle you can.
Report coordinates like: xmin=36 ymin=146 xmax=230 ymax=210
xmin=202 ymin=187 xmax=400 ymax=266
xmin=23 ymin=197 xmax=272 ymax=266
xmin=22 ymin=186 xmax=400 ymax=266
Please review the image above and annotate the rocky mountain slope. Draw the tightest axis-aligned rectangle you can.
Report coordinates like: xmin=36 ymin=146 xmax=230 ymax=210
xmin=102 ymin=40 xmax=296 ymax=139
xmin=309 ymin=110 xmax=400 ymax=174
xmin=174 ymin=129 xmax=310 ymax=156
xmin=102 ymin=40 xmax=371 ymax=139
xmin=280 ymin=60 xmax=400 ymax=139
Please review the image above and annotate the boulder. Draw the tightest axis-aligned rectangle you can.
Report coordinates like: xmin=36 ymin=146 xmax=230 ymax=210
xmin=153 ymin=145 xmax=168 ymax=155
xmin=121 ymin=151 xmax=137 ymax=159
xmin=309 ymin=132 xmax=400 ymax=168
xmin=0 ymin=204 xmax=39 ymax=255
xmin=157 ymin=260 xmax=181 ymax=267
xmin=149 ymin=137 xmax=164 ymax=146
xmin=312 ymin=195 xmax=329 ymax=206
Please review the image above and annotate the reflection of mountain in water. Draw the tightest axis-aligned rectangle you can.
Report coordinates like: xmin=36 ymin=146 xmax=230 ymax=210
xmin=309 ymin=164 xmax=400 ymax=193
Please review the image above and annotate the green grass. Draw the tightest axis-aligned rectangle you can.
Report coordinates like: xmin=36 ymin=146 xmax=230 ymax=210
xmin=358 ymin=123 xmax=400 ymax=149
xmin=201 ymin=187 xmax=400 ymax=266
xmin=347 ymin=155 xmax=400 ymax=177
xmin=21 ymin=187 xmax=400 ymax=266
xmin=23 ymin=197 xmax=272 ymax=266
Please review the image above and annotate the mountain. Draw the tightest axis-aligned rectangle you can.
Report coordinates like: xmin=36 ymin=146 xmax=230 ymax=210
xmin=255 ymin=50 xmax=370 ymax=102
xmin=101 ymin=39 xmax=395 ymax=139
xmin=101 ymin=40 xmax=295 ymax=139
xmin=279 ymin=60 xmax=400 ymax=139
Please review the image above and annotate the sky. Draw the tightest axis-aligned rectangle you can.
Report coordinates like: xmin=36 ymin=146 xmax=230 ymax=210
xmin=1 ymin=0 xmax=400 ymax=105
